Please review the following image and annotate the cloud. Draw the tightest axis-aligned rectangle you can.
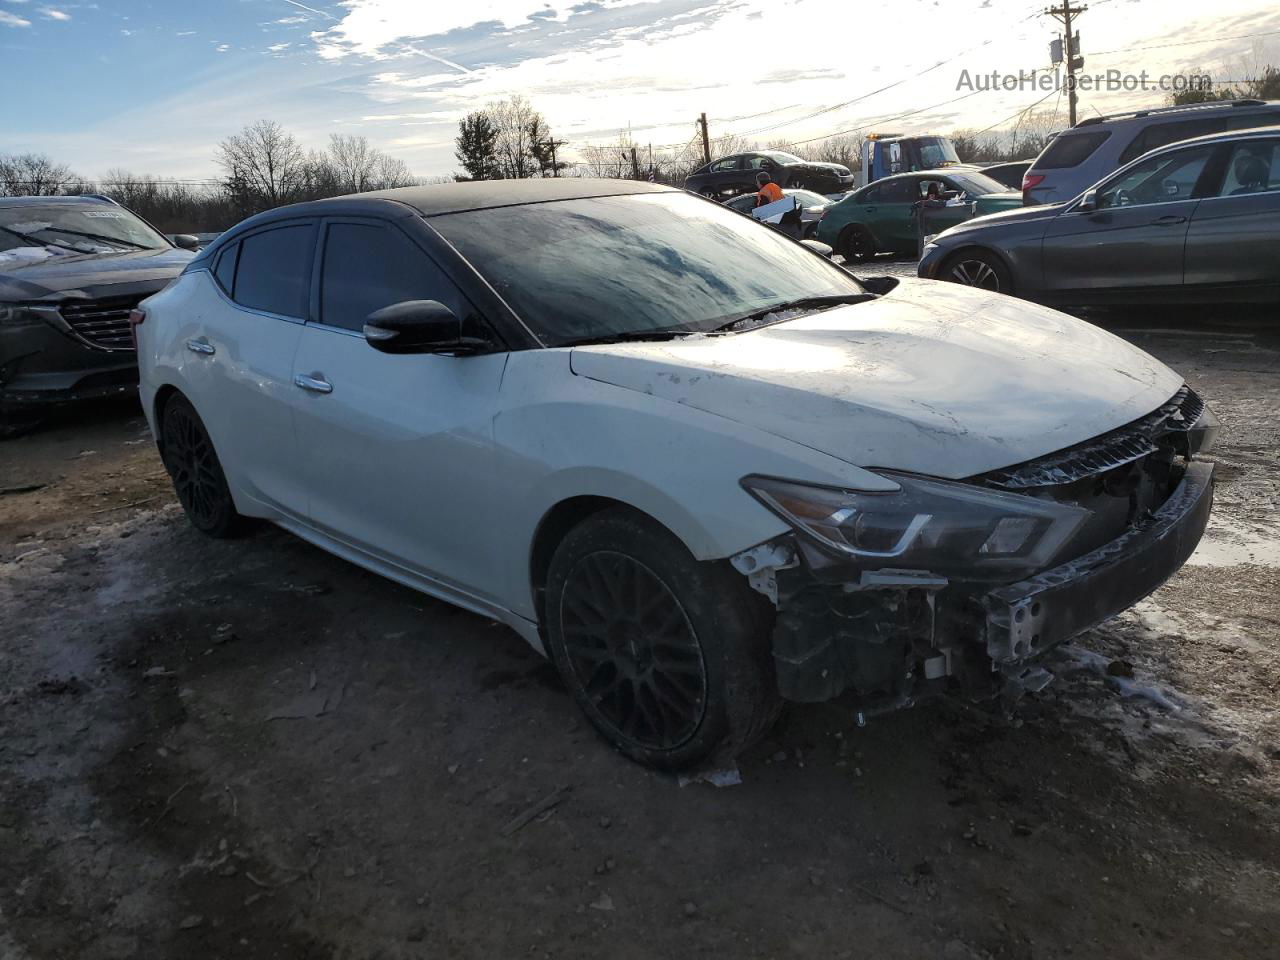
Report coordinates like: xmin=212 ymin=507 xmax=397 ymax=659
xmin=39 ymin=6 xmax=69 ymax=19
xmin=215 ymin=43 xmax=229 ymax=52
xmin=0 ymin=10 xmax=31 ymax=27
xmin=268 ymin=41 xmax=291 ymax=52
xmin=276 ymin=15 xmax=309 ymax=24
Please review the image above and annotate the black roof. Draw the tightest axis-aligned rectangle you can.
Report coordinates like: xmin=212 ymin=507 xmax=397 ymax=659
xmin=352 ymin=177 xmax=675 ymax=217
xmin=0 ymin=194 xmax=118 ymax=207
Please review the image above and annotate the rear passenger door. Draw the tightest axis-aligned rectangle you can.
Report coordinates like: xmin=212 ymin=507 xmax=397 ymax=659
xmin=290 ymin=217 xmax=509 ymax=600
xmin=191 ymin=220 xmax=315 ymax=518
xmin=1184 ymin=137 xmax=1280 ymax=292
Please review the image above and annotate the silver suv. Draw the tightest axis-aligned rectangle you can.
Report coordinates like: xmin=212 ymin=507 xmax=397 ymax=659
xmin=1022 ymin=98 xmax=1280 ymax=205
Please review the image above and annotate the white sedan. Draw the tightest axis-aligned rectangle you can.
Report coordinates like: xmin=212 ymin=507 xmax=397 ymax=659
xmin=134 ymin=179 xmax=1217 ymax=770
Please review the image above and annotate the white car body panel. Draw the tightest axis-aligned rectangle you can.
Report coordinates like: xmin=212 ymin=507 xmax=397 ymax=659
xmin=568 ymin=278 xmax=1183 ymax=479
xmin=139 ymin=267 xmax=1184 ymax=658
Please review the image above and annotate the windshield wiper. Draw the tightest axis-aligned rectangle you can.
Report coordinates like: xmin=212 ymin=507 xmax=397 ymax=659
xmin=41 ymin=228 xmax=153 ymax=251
xmin=712 ymin=293 xmax=875 ymax=333
xmin=555 ymin=329 xmax=695 ymax=348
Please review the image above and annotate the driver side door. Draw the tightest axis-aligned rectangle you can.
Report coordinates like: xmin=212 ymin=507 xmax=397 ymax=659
xmin=1040 ymin=143 xmax=1217 ymax=297
xmin=289 ymin=217 xmax=509 ymax=602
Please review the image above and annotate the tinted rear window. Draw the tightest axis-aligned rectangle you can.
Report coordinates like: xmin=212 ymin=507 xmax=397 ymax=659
xmin=213 ymin=242 xmax=238 ymax=293
xmin=1034 ymin=131 xmax=1111 ymax=169
xmin=233 ymin=223 xmax=315 ymax=319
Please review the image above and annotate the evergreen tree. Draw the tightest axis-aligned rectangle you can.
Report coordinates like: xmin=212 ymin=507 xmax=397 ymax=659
xmin=454 ymin=112 xmax=500 ymax=181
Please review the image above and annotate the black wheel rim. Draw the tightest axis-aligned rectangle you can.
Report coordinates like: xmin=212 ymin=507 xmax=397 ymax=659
xmin=950 ymin=259 xmax=1001 ymax=291
xmin=162 ymin=407 xmax=223 ymax=528
xmin=849 ymin=229 xmax=869 ymax=259
xmin=559 ymin=551 xmax=707 ymax=751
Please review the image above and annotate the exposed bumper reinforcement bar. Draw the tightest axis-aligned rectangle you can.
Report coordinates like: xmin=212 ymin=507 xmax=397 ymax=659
xmin=983 ymin=460 xmax=1214 ymax=663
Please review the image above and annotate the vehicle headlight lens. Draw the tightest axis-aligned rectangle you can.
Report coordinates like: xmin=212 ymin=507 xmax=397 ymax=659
xmin=0 ymin=305 xmax=43 ymax=327
xmin=741 ymin=472 xmax=1090 ymax=580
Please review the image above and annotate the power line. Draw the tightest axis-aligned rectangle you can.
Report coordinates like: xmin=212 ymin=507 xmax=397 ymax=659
xmin=970 ymin=86 xmax=1060 ymax=137
xmin=1087 ymin=28 xmax=1280 ymax=58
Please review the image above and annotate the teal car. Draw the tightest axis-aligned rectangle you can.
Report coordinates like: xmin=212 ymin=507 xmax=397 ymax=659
xmin=816 ymin=169 xmax=1022 ymax=262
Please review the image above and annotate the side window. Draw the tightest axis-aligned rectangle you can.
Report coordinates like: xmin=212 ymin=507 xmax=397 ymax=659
xmin=232 ymin=223 xmax=315 ymax=318
xmin=319 ymin=222 xmax=471 ymax=332
xmin=213 ymin=242 xmax=238 ymax=293
xmin=858 ymin=185 xmax=880 ymax=203
xmin=1216 ymin=139 xmax=1280 ymax=197
xmin=878 ymin=179 xmax=915 ymax=203
xmin=1097 ymin=145 xmax=1215 ymax=209
xmin=710 ymin=157 xmax=740 ymax=173
xmin=1228 ymin=112 xmax=1280 ymax=132
xmin=744 ymin=155 xmax=770 ymax=170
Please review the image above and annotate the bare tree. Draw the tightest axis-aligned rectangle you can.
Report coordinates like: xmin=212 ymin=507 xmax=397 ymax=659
xmin=216 ymin=120 xmax=306 ymax=214
xmin=489 ymin=96 xmax=545 ymax=179
xmin=327 ymin=134 xmax=380 ymax=194
xmin=0 ymin=153 xmax=80 ymax=196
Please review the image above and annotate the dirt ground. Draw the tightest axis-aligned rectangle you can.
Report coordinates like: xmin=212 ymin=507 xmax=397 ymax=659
xmin=2 ymin=295 xmax=1278 ymax=960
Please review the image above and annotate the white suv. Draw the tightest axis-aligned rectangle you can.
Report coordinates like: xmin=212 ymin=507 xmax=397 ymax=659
xmin=135 ymin=179 xmax=1216 ymax=769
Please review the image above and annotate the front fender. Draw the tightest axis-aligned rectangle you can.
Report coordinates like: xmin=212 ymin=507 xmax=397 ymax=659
xmin=493 ymin=350 xmax=891 ymax=619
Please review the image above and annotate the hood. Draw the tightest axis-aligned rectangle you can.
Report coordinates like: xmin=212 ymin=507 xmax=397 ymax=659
xmin=568 ymin=278 xmax=1183 ymax=479
xmin=797 ymin=161 xmax=851 ymax=175
xmin=941 ymin=201 xmax=1065 ymax=239
xmin=0 ymin=246 xmax=194 ymax=302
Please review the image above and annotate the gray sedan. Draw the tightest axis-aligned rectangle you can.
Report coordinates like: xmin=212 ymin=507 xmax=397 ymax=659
xmin=918 ymin=125 xmax=1280 ymax=305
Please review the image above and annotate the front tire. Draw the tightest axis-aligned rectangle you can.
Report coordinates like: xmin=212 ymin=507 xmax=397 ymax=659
xmin=943 ymin=249 xmax=1013 ymax=294
xmin=159 ymin=394 xmax=244 ymax=538
xmin=840 ymin=224 xmax=875 ymax=263
xmin=544 ymin=509 xmax=780 ymax=770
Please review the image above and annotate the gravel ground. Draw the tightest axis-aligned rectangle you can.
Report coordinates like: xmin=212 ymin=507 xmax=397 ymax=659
xmin=1 ymin=292 xmax=1278 ymax=960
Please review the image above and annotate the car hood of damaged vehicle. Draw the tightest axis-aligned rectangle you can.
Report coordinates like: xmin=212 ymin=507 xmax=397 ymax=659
xmin=567 ymin=277 xmax=1184 ymax=480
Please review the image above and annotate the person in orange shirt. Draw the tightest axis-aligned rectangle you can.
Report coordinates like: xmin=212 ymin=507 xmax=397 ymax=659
xmin=754 ymin=171 xmax=783 ymax=207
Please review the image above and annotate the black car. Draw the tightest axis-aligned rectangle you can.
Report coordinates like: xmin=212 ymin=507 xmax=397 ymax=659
xmin=685 ymin=151 xmax=854 ymax=199
xmin=918 ymin=126 xmax=1280 ymax=305
xmin=0 ymin=195 xmax=196 ymax=437
xmin=978 ymin=160 xmax=1033 ymax=190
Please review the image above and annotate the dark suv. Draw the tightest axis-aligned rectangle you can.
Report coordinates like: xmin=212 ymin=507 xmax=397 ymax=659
xmin=0 ymin=195 xmax=196 ymax=437
xmin=1022 ymin=98 xmax=1280 ymax=205
xmin=685 ymin=151 xmax=854 ymax=199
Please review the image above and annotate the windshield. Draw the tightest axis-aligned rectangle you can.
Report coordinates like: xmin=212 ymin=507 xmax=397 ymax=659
xmin=431 ymin=192 xmax=865 ymax=346
xmin=916 ymin=137 xmax=960 ymax=168
xmin=946 ymin=171 xmax=1009 ymax=196
xmin=764 ymin=151 xmax=805 ymax=165
xmin=0 ymin=203 xmax=168 ymax=255
xmin=788 ymin=189 xmax=831 ymax=207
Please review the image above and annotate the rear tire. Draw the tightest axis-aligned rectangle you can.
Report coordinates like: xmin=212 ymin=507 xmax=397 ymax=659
xmin=0 ymin=412 xmax=46 ymax=440
xmin=544 ymin=508 xmax=780 ymax=770
xmin=159 ymin=394 xmax=244 ymax=538
xmin=942 ymin=249 xmax=1013 ymax=294
xmin=840 ymin=224 xmax=875 ymax=263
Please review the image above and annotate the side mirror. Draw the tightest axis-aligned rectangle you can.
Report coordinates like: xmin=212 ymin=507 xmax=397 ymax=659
xmin=1077 ymin=189 xmax=1098 ymax=213
xmin=363 ymin=300 xmax=487 ymax=355
xmin=172 ymin=234 xmax=200 ymax=250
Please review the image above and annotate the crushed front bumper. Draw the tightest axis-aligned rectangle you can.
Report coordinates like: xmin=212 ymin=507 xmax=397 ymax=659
xmin=983 ymin=459 xmax=1214 ymax=663
xmin=746 ymin=460 xmax=1214 ymax=707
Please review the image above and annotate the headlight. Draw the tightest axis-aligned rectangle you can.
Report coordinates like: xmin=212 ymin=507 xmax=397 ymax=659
xmin=742 ymin=472 xmax=1089 ymax=580
xmin=0 ymin=305 xmax=48 ymax=327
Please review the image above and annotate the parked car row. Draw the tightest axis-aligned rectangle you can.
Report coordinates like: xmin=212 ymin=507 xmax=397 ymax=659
xmin=920 ymin=123 xmax=1280 ymax=305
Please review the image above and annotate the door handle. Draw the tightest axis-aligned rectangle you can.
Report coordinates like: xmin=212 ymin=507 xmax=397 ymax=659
xmin=1150 ymin=215 xmax=1187 ymax=226
xmin=185 ymin=337 xmax=215 ymax=355
xmin=294 ymin=373 xmax=333 ymax=394
xmin=864 ymin=206 xmax=877 ymax=212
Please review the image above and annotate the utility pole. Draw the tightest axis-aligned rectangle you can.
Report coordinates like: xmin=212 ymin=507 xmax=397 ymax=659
xmin=698 ymin=113 xmax=711 ymax=164
xmin=543 ymin=137 xmax=568 ymax=177
xmin=630 ymin=146 xmax=640 ymax=180
xmin=1046 ymin=2 xmax=1086 ymax=126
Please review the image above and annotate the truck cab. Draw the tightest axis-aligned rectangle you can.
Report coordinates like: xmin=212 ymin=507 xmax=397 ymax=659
xmin=861 ymin=134 xmax=963 ymax=186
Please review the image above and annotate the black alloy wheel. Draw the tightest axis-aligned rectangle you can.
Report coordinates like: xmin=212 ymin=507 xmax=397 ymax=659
xmin=160 ymin=395 xmax=242 ymax=537
xmin=559 ymin=550 xmax=708 ymax=751
xmin=544 ymin=508 xmax=780 ymax=770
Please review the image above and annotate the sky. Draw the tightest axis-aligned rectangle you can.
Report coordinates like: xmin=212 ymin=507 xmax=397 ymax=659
xmin=1 ymin=0 xmax=1278 ymax=181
